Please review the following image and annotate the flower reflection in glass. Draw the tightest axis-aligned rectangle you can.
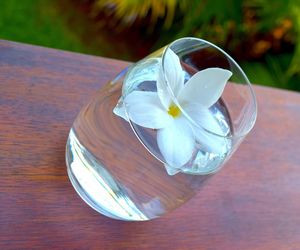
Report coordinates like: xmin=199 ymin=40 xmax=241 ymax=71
xmin=114 ymin=49 xmax=232 ymax=175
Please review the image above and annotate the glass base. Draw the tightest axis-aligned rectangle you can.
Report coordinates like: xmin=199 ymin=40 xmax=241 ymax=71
xmin=66 ymin=129 xmax=148 ymax=221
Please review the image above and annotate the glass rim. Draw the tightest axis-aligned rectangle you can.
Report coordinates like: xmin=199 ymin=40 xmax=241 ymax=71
xmin=161 ymin=37 xmax=258 ymax=139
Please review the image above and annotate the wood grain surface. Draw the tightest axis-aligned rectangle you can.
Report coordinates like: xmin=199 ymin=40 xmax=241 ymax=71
xmin=1 ymin=40 xmax=300 ymax=250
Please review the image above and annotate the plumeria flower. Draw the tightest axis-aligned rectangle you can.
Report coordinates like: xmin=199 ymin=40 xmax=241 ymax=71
xmin=114 ymin=49 xmax=232 ymax=175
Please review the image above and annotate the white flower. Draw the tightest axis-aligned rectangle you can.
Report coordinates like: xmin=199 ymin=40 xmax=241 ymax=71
xmin=114 ymin=49 xmax=232 ymax=175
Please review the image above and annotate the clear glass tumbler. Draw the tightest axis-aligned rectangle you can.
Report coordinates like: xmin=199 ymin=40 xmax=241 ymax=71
xmin=66 ymin=37 xmax=257 ymax=221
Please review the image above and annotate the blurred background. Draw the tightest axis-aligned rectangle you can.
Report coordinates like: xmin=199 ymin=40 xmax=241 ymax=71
xmin=1 ymin=0 xmax=300 ymax=91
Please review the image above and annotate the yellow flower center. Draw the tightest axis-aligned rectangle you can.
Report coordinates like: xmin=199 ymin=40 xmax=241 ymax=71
xmin=168 ymin=104 xmax=181 ymax=118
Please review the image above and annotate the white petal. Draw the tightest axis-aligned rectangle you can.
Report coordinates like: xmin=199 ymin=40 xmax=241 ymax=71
xmin=185 ymin=104 xmax=225 ymax=134
xmin=113 ymin=99 xmax=129 ymax=121
xmin=163 ymin=49 xmax=184 ymax=96
xmin=157 ymin=117 xmax=195 ymax=168
xmin=179 ymin=68 xmax=232 ymax=107
xmin=185 ymin=105 xmax=228 ymax=154
xmin=124 ymin=91 xmax=172 ymax=129
xmin=164 ymin=164 xmax=181 ymax=176
xmin=193 ymin=125 xmax=228 ymax=154
xmin=157 ymin=68 xmax=172 ymax=109
xmin=157 ymin=49 xmax=184 ymax=109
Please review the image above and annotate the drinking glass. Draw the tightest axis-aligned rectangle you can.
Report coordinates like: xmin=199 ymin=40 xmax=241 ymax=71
xmin=66 ymin=37 xmax=257 ymax=221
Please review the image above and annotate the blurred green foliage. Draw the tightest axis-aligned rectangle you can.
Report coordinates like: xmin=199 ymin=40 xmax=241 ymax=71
xmin=0 ymin=0 xmax=87 ymax=53
xmin=0 ymin=0 xmax=134 ymax=59
xmin=94 ymin=0 xmax=300 ymax=91
xmin=0 ymin=0 xmax=300 ymax=91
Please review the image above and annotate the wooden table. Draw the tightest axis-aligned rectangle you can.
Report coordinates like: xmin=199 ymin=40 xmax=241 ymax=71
xmin=1 ymin=40 xmax=300 ymax=250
